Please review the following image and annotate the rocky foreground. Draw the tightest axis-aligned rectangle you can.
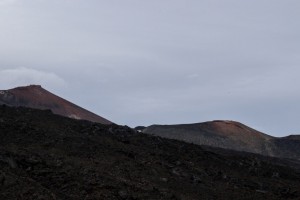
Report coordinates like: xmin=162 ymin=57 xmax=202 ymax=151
xmin=0 ymin=105 xmax=300 ymax=200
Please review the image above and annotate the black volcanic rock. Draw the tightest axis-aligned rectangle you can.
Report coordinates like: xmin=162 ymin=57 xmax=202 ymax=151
xmin=283 ymin=135 xmax=300 ymax=140
xmin=0 ymin=85 xmax=112 ymax=124
xmin=143 ymin=121 xmax=300 ymax=160
xmin=0 ymin=105 xmax=300 ymax=199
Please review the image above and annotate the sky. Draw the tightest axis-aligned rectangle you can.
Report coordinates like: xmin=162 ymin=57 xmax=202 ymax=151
xmin=0 ymin=0 xmax=299 ymax=136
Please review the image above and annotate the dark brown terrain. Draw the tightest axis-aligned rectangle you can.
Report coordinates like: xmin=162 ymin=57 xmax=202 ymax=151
xmin=142 ymin=121 xmax=300 ymax=160
xmin=0 ymin=85 xmax=112 ymax=124
xmin=1 ymin=105 xmax=300 ymax=200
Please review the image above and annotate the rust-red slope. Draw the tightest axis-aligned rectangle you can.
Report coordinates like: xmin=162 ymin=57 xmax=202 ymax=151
xmin=144 ymin=120 xmax=276 ymax=156
xmin=0 ymin=85 xmax=112 ymax=124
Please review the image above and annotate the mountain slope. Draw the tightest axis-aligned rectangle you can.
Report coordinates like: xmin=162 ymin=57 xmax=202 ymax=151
xmin=0 ymin=105 xmax=300 ymax=199
xmin=143 ymin=121 xmax=300 ymax=160
xmin=0 ymin=85 xmax=112 ymax=124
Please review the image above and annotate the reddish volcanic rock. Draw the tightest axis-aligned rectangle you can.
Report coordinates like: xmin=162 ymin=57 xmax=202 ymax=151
xmin=143 ymin=120 xmax=274 ymax=155
xmin=200 ymin=120 xmax=273 ymax=147
xmin=143 ymin=121 xmax=300 ymax=160
xmin=200 ymin=120 xmax=271 ymax=139
xmin=0 ymin=85 xmax=112 ymax=124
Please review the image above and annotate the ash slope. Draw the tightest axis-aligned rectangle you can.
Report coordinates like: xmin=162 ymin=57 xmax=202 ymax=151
xmin=143 ymin=121 xmax=300 ymax=160
xmin=0 ymin=85 xmax=112 ymax=124
xmin=0 ymin=106 xmax=300 ymax=200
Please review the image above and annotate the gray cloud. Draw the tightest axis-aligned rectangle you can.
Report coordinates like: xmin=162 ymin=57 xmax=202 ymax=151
xmin=0 ymin=0 xmax=17 ymax=6
xmin=0 ymin=0 xmax=300 ymax=136
xmin=0 ymin=67 xmax=67 ymax=90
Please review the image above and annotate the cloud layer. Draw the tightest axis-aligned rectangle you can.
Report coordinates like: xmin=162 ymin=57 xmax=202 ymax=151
xmin=0 ymin=0 xmax=300 ymax=136
xmin=0 ymin=67 xmax=66 ymax=90
xmin=0 ymin=0 xmax=16 ymax=6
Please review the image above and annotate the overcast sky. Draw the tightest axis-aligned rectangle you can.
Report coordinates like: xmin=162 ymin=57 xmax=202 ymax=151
xmin=0 ymin=0 xmax=299 ymax=136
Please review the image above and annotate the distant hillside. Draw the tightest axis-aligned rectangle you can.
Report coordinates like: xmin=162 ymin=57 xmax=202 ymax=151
xmin=143 ymin=121 xmax=300 ymax=160
xmin=0 ymin=85 xmax=112 ymax=124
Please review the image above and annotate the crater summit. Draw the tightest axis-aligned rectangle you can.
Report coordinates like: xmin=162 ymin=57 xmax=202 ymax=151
xmin=0 ymin=85 xmax=112 ymax=124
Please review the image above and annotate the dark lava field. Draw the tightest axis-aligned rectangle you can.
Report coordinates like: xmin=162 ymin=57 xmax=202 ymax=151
xmin=0 ymin=105 xmax=300 ymax=200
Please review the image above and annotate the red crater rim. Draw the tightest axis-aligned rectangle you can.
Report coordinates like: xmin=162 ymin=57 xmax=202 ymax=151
xmin=0 ymin=85 xmax=113 ymax=125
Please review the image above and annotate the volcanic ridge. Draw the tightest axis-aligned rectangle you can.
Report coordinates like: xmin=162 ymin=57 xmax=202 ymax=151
xmin=0 ymin=105 xmax=300 ymax=199
xmin=142 ymin=121 xmax=300 ymax=160
xmin=0 ymin=85 xmax=112 ymax=124
xmin=1 ymin=85 xmax=300 ymax=199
